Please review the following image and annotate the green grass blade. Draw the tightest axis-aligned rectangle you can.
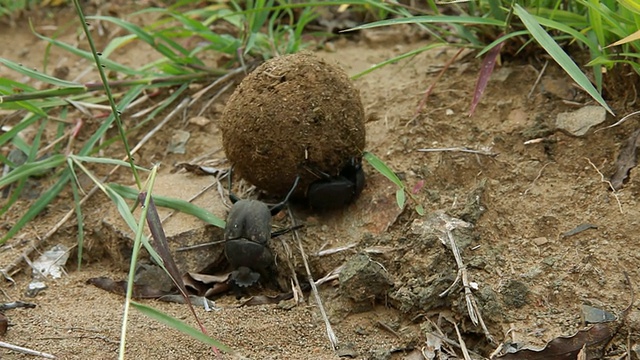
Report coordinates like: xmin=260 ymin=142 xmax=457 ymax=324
xmin=345 ymin=15 xmax=505 ymax=32
xmin=130 ymin=301 xmax=232 ymax=352
xmin=352 ymin=43 xmax=448 ymax=79
xmin=31 ymin=24 xmax=143 ymax=76
xmin=0 ymin=154 xmax=66 ymax=188
xmin=71 ymin=155 xmax=150 ymax=170
xmin=0 ymin=113 xmax=42 ymax=147
xmin=0 ymin=58 xmax=84 ymax=88
xmin=109 ymin=183 xmax=226 ymax=228
xmin=1 ymin=171 xmax=70 ymax=244
xmin=514 ymin=4 xmax=614 ymax=115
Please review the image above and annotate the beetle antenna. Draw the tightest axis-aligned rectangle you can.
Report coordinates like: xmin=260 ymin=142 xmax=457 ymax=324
xmin=269 ymin=175 xmax=300 ymax=215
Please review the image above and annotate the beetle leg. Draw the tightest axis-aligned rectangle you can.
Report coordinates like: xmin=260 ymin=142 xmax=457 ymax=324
xmin=226 ymin=165 xmax=242 ymax=204
xmin=269 ymin=175 xmax=300 ymax=215
xmin=270 ymin=224 xmax=304 ymax=238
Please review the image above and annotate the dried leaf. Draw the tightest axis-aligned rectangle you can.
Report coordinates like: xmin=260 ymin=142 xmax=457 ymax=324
xmin=608 ymin=29 xmax=640 ymax=47
xmin=498 ymin=324 xmax=614 ymax=360
xmin=174 ymin=163 xmax=223 ymax=176
xmin=610 ymin=128 xmax=640 ymax=190
xmin=469 ymin=40 xmax=505 ymax=117
xmin=241 ymin=292 xmax=295 ymax=306
xmin=186 ymin=272 xmax=231 ymax=284
xmin=183 ymin=272 xmax=232 ymax=297
xmin=203 ymin=283 xmax=232 ymax=298
xmin=87 ymin=277 xmax=170 ymax=299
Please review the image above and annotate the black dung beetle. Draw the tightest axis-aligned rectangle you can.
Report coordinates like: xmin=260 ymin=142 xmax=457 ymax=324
xmin=224 ymin=169 xmax=300 ymax=288
xmin=306 ymin=157 xmax=365 ymax=211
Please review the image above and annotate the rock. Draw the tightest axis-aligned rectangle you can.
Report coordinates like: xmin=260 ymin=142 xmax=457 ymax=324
xmin=220 ymin=51 xmax=366 ymax=197
xmin=339 ymin=253 xmax=393 ymax=303
xmin=555 ymin=106 xmax=607 ymax=136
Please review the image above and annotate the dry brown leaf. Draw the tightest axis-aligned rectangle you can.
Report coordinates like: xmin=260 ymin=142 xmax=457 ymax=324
xmin=87 ymin=277 xmax=171 ymax=299
xmin=611 ymin=128 xmax=640 ymax=190
xmin=498 ymin=323 xmax=614 ymax=360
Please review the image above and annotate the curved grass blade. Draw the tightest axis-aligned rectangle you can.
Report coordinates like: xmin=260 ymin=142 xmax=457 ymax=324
xmin=131 ymin=301 xmax=232 ymax=352
xmin=0 ymin=154 xmax=66 ymax=188
xmin=352 ymin=43 xmax=448 ymax=79
xmin=109 ymin=183 xmax=226 ymax=229
xmin=0 ymin=58 xmax=84 ymax=88
xmin=469 ymin=40 xmax=504 ymax=116
xmin=363 ymin=151 xmax=404 ymax=189
xmin=31 ymin=22 xmax=143 ymax=76
xmin=514 ymin=4 xmax=614 ymax=115
xmin=70 ymin=155 xmax=150 ymax=170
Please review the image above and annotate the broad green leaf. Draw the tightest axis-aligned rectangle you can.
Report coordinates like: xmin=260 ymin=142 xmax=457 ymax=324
xmin=514 ymin=4 xmax=614 ymax=115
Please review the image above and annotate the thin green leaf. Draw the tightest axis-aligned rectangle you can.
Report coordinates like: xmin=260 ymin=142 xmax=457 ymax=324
xmin=0 ymin=58 xmax=84 ymax=88
xmin=363 ymin=152 xmax=404 ymax=189
xmin=514 ymin=4 xmax=614 ymax=115
xmin=415 ymin=204 xmax=426 ymax=216
xmin=353 ymin=43 xmax=448 ymax=79
xmin=345 ymin=15 xmax=505 ymax=32
xmin=31 ymin=24 xmax=143 ymax=76
xmin=0 ymin=154 xmax=66 ymax=188
xmin=1 ymin=171 xmax=70 ymax=244
xmin=109 ymin=183 xmax=226 ymax=229
xmin=70 ymin=155 xmax=150 ymax=170
xmin=131 ymin=301 xmax=232 ymax=352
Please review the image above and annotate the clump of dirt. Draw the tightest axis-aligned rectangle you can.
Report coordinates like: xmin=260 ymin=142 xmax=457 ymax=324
xmin=220 ymin=51 xmax=366 ymax=197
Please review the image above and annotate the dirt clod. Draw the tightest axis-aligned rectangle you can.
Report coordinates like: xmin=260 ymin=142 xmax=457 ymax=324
xmin=220 ymin=51 xmax=366 ymax=197
xmin=501 ymin=279 xmax=530 ymax=309
xmin=340 ymin=252 xmax=393 ymax=304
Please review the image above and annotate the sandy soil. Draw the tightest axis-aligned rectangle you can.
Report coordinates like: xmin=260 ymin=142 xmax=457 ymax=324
xmin=1 ymin=4 xmax=640 ymax=360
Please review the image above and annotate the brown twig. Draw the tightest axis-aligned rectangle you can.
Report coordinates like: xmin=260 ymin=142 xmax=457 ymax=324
xmin=585 ymin=157 xmax=623 ymax=214
xmin=417 ymin=147 xmax=498 ymax=157
xmin=415 ymin=48 xmax=465 ymax=116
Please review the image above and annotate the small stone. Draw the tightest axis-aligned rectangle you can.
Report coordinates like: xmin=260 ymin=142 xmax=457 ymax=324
xmin=188 ymin=116 xmax=211 ymax=127
xmin=532 ymin=237 xmax=548 ymax=246
xmin=555 ymin=106 xmax=607 ymax=136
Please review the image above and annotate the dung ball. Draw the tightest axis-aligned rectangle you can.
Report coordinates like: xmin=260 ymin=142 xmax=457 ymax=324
xmin=220 ymin=52 xmax=366 ymax=197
